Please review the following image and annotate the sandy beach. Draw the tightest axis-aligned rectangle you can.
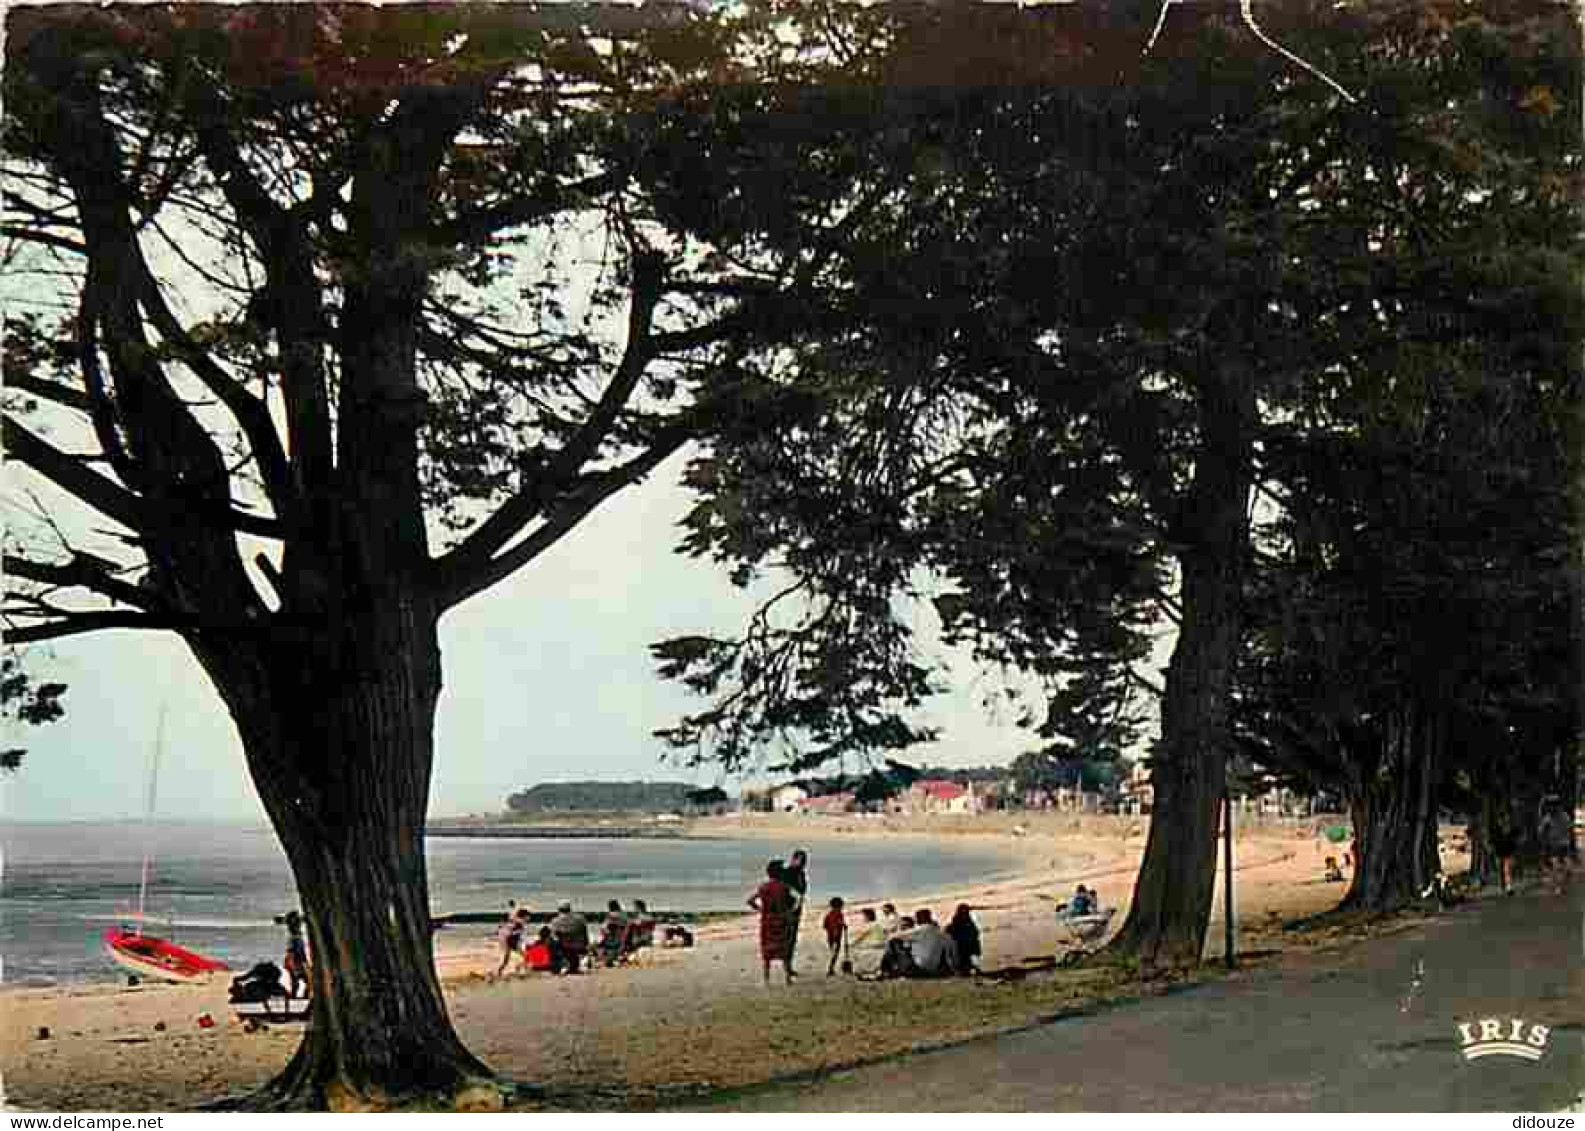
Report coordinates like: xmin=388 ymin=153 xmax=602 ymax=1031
xmin=0 ymin=812 xmax=1460 ymax=1112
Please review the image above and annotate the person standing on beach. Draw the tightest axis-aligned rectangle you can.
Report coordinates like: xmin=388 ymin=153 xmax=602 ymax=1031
xmin=823 ymin=897 xmax=847 ymax=976
xmin=282 ymin=910 xmax=310 ymax=998
xmin=748 ymin=859 xmax=797 ymax=985
xmin=1491 ymin=810 xmax=1518 ymax=895
xmin=496 ymin=908 xmax=531 ymax=978
xmin=783 ymin=848 xmax=809 ymax=976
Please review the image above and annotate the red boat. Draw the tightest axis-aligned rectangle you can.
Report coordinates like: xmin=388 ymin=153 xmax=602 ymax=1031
xmin=104 ymin=927 xmax=230 ymax=985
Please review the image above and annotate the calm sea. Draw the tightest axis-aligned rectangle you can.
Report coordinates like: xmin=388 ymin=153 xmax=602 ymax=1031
xmin=0 ymin=821 xmax=1013 ymax=986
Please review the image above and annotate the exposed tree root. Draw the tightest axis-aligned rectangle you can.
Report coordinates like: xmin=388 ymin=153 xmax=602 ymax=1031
xmin=204 ymin=1072 xmax=546 ymax=1114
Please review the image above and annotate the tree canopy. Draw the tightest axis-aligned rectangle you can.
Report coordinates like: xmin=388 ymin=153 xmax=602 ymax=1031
xmin=0 ymin=2 xmax=911 ymax=1106
xmin=0 ymin=653 xmax=67 ymax=771
xmin=653 ymin=0 xmax=1582 ymax=956
xmin=2 ymin=0 xmax=1577 ymax=1105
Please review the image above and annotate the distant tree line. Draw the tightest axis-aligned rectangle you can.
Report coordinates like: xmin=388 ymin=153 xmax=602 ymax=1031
xmin=763 ymin=755 xmax=1124 ymax=807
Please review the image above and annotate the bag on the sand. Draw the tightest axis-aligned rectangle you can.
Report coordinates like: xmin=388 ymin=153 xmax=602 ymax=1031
xmin=229 ymin=961 xmax=288 ymax=1004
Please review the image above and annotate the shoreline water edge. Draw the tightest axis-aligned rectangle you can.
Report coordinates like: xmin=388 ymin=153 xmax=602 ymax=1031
xmin=0 ymin=817 xmax=1018 ymax=990
xmin=0 ymin=812 xmax=1458 ymax=1111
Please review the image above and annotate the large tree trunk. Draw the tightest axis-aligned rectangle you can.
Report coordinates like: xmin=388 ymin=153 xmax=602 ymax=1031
xmin=1562 ymin=739 xmax=1579 ymax=860
xmin=201 ymin=148 xmax=507 ymax=1111
xmin=1339 ymin=707 xmax=1442 ymax=912
xmin=193 ymin=598 xmax=499 ymax=1111
xmin=1105 ymin=376 xmax=1254 ymax=970
xmin=1467 ymin=809 xmax=1499 ymax=887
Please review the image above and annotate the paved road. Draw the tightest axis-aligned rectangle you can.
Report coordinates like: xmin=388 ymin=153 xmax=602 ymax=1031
xmin=689 ymin=881 xmax=1585 ymax=1111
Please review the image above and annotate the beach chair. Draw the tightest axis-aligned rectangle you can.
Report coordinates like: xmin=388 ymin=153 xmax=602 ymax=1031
xmin=1055 ymin=907 xmax=1116 ymax=965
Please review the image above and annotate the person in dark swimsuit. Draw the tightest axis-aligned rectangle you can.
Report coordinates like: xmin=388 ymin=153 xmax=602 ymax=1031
xmin=783 ymin=849 xmax=809 ymax=977
xmin=282 ymin=910 xmax=310 ymax=998
xmin=1491 ymin=818 xmax=1518 ymax=895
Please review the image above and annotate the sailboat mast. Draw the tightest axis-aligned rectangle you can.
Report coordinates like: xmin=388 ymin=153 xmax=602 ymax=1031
xmin=135 ymin=707 xmax=166 ymax=934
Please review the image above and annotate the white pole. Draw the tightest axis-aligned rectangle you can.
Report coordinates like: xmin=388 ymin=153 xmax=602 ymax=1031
xmin=135 ymin=707 xmax=167 ymax=935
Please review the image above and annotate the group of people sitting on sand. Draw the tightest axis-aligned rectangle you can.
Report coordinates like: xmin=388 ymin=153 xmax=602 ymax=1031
xmin=749 ymin=851 xmax=983 ymax=985
xmin=496 ymin=898 xmax=690 ymax=978
xmin=860 ymin=902 xmax=983 ymax=981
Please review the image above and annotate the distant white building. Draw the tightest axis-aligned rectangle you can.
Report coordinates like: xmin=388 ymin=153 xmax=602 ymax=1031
xmin=769 ymin=784 xmax=809 ymax=813
xmin=903 ymin=779 xmax=974 ymax=815
xmin=1123 ymin=762 xmax=1154 ymax=815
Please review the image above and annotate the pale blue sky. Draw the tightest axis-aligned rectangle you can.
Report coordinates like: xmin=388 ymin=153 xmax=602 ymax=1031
xmin=1 ymin=451 xmax=1056 ymax=823
xmin=0 ymin=10 xmax=1168 ymax=823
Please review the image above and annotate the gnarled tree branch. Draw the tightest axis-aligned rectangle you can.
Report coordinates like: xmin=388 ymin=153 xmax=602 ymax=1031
xmin=2 ymin=610 xmax=179 ymax=644
xmin=440 ymin=417 xmax=692 ymax=609
xmin=134 ymin=259 xmax=296 ymax=522
xmin=3 ymin=552 xmax=157 ymax=610
xmin=435 ymin=249 xmax=668 ymax=597
xmin=3 ymin=415 xmax=145 ymax=533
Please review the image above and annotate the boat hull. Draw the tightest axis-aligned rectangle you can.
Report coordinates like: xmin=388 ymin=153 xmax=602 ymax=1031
xmin=104 ymin=929 xmax=229 ymax=985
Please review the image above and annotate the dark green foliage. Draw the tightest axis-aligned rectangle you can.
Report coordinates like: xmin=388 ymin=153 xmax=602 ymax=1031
xmin=1227 ymin=0 xmax=1583 ymax=906
xmin=652 ymin=0 xmax=1582 ymax=946
xmin=1010 ymin=751 xmax=1118 ymax=796
xmin=0 ymin=654 xmax=66 ymax=771
xmin=683 ymin=785 xmax=730 ymax=808
xmin=505 ymin=780 xmax=704 ymax=814
xmin=0 ymin=4 xmax=955 ymax=1102
xmin=849 ymin=759 xmax=923 ymax=808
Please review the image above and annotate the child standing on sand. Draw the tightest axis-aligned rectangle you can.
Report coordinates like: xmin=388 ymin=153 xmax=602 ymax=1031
xmin=823 ymin=897 xmax=847 ymax=976
xmin=496 ymin=908 xmax=531 ymax=978
xmin=282 ymin=910 xmax=310 ymax=998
